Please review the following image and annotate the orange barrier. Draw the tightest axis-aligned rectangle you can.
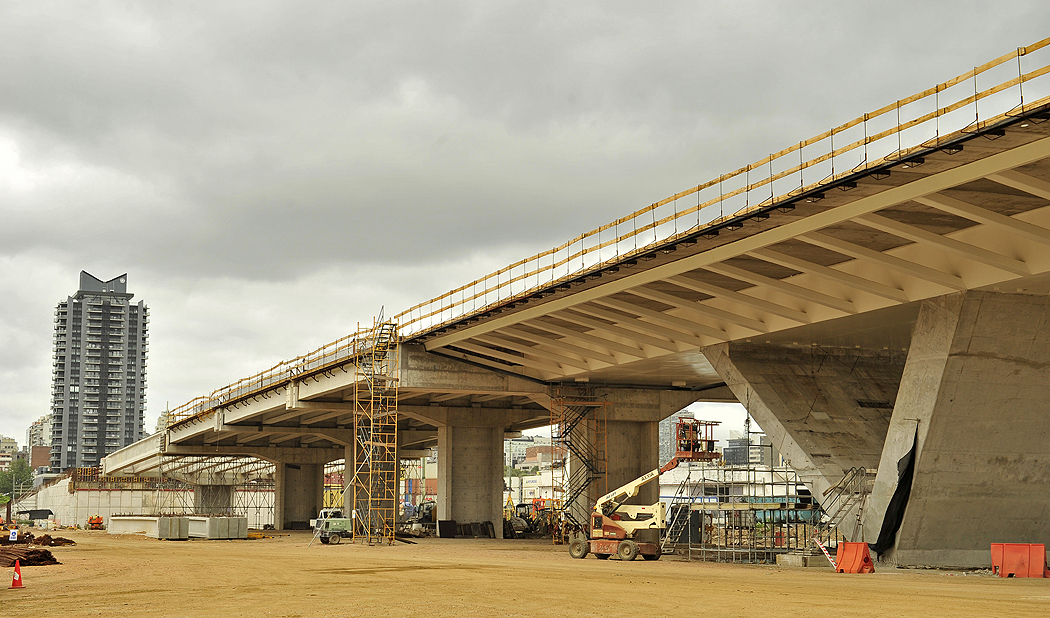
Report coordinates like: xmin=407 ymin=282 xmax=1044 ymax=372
xmin=991 ymin=543 xmax=1050 ymax=578
xmin=835 ymin=542 xmax=875 ymax=574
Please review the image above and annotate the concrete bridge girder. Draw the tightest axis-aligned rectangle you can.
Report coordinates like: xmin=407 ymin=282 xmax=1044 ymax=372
xmin=420 ymin=135 xmax=1050 ymax=389
xmin=164 ymin=445 xmax=343 ymax=465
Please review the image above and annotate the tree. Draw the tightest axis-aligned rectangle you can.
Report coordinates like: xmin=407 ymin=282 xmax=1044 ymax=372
xmin=0 ymin=459 xmax=34 ymax=500
xmin=504 ymin=465 xmax=529 ymax=478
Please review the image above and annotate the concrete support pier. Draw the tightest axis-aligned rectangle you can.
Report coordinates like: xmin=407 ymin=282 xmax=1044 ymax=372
xmin=702 ymin=342 xmax=906 ymax=502
xmin=590 ymin=390 xmax=699 ymax=507
xmin=864 ymin=291 xmax=1050 ymax=568
xmin=274 ymin=463 xmax=324 ymax=530
xmin=401 ymin=406 xmax=536 ymax=539
xmin=437 ymin=423 xmax=504 ymax=537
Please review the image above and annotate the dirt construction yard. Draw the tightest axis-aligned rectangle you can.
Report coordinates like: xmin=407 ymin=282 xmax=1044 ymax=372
xmin=2 ymin=529 xmax=1048 ymax=617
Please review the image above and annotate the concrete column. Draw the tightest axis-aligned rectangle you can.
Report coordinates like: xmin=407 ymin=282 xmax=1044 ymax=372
xmin=342 ymin=444 xmax=353 ymax=517
xmin=702 ymin=342 xmax=906 ymax=504
xmin=273 ymin=462 xmax=324 ymax=530
xmin=437 ymin=424 xmax=504 ymax=538
xmin=193 ymin=485 xmax=234 ymax=515
xmin=590 ymin=389 xmax=699 ymax=507
xmin=864 ymin=291 xmax=1050 ymax=568
xmin=605 ymin=420 xmax=661 ymax=506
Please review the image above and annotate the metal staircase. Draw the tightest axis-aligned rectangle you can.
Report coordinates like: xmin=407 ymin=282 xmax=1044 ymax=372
xmin=660 ymin=469 xmax=703 ymax=554
xmin=550 ymin=392 xmax=607 ymax=543
xmin=813 ymin=467 xmax=876 ymax=547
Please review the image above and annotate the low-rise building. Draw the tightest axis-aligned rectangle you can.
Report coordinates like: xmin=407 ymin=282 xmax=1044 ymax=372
xmin=25 ymin=415 xmax=52 ymax=449
xmin=504 ymin=470 xmax=562 ymax=505
xmin=503 ymin=434 xmax=551 ymax=467
xmin=515 ymin=445 xmax=566 ymax=471
xmin=0 ymin=435 xmax=17 ymax=455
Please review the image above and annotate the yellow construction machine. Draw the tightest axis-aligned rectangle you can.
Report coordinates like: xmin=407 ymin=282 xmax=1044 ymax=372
xmin=569 ymin=469 xmax=666 ymax=561
xmin=569 ymin=419 xmax=721 ymax=561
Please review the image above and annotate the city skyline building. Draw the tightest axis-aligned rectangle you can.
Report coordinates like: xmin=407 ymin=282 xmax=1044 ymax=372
xmin=50 ymin=272 xmax=149 ymax=471
xmin=25 ymin=414 xmax=52 ymax=449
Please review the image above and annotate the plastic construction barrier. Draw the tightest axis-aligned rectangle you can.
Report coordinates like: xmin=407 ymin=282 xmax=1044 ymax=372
xmin=835 ymin=542 xmax=875 ymax=574
xmin=991 ymin=543 xmax=1050 ymax=578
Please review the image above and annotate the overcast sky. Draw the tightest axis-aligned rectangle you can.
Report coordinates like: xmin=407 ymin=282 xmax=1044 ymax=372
xmin=2 ymin=1 xmax=1048 ymax=444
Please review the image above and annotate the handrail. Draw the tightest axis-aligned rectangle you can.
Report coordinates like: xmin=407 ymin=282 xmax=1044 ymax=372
xmin=166 ymin=323 xmax=387 ymax=427
xmin=392 ymin=38 xmax=1050 ymax=336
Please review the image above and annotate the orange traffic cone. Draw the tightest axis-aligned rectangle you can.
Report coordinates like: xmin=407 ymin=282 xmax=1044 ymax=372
xmin=9 ymin=559 xmax=24 ymax=589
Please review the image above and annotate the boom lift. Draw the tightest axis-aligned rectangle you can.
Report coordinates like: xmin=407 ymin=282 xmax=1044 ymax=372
xmin=570 ymin=468 xmax=667 ymax=561
xmin=568 ymin=418 xmax=720 ymax=561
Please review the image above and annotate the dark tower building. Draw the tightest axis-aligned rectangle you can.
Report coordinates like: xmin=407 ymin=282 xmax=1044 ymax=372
xmin=50 ymin=272 xmax=148 ymax=470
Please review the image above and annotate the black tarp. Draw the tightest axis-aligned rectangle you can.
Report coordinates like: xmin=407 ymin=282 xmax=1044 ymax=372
xmin=870 ymin=429 xmax=918 ymax=556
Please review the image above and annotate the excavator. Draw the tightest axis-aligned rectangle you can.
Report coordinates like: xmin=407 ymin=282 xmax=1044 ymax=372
xmin=569 ymin=418 xmax=721 ymax=561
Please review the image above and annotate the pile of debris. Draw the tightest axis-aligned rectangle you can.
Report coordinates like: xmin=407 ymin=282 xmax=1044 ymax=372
xmin=34 ymin=534 xmax=76 ymax=547
xmin=0 ymin=547 xmax=61 ymax=567
xmin=0 ymin=531 xmax=76 ymax=547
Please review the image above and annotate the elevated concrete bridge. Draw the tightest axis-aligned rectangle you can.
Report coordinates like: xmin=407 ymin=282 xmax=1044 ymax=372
xmin=106 ymin=41 xmax=1050 ymax=566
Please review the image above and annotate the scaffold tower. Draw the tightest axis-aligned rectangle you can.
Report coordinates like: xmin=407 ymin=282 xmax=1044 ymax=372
xmin=550 ymin=390 xmax=607 ymax=543
xmin=350 ymin=318 xmax=400 ymax=545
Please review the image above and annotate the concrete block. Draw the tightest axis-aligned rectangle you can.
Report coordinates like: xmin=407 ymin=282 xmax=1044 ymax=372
xmin=109 ymin=516 xmax=158 ymax=536
xmin=157 ymin=517 xmax=171 ymax=539
xmin=230 ymin=517 xmax=248 ymax=539
xmin=156 ymin=516 xmax=189 ymax=540
xmin=188 ymin=517 xmax=218 ymax=539
xmin=776 ymin=553 xmax=830 ymax=568
xmin=187 ymin=516 xmax=247 ymax=539
xmin=217 ymin=517 xmax=230 ymax=539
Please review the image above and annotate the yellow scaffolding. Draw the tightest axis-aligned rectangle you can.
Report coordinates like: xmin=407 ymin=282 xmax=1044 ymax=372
xmin=350 ymin=318 xmax=399 ymax=545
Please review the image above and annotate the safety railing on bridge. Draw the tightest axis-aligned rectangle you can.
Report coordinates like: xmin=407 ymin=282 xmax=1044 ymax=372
xmin=166 ymin=325 xmax=377 ymax=427
xmin=393 ymin=38 xmax=1050 ymax=337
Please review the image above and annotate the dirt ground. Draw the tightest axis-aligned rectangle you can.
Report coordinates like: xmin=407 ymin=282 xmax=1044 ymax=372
xmin=2 ymin=529 xmax=1047 ymax=617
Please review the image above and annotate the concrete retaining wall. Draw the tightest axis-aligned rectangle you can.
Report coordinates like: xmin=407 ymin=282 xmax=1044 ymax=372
xmin=13 ymin=478 xmax=273 ymax=529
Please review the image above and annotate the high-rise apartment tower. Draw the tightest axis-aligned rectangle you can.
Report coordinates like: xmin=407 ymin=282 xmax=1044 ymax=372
xmin=50 ymin=272 xmax=148 ymax=470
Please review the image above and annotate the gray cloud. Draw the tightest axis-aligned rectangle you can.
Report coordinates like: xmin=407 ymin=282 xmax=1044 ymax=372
xmin=2 ymin=1 xmax=1048 ymax=439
